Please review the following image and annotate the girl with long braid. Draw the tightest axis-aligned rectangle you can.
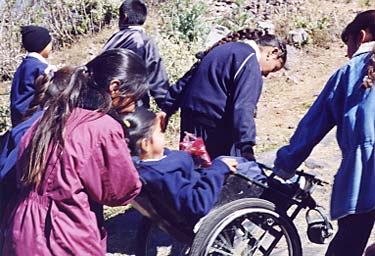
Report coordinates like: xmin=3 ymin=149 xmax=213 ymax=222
xmin=272 ymin=10 xmax=375 ymax=256
xmin=164 ymin=28 xmax=287 ymax=161
xmin=0 ymin=67 xmax=75 ymax=215
xmin=0 ymin=48 xmax=149 ymax=255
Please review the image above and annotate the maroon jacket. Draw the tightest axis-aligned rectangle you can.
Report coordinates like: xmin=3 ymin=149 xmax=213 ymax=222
xmin=0 ymin=108 xmax=141 ymax=255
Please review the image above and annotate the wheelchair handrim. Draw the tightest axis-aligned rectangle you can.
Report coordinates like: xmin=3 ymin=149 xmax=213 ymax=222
xmin=203 ymin=208 xmax=293 ymax=255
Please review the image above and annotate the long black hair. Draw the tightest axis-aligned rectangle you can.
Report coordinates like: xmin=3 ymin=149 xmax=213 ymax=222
xmin=22 ymin=66 xmax=75 ymax=122
xmin=21 ymin=48 xmax=149 ymax=188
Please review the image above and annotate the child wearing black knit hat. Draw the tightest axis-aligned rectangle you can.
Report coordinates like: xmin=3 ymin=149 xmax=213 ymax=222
xmin=10 ymin=25 xmax=55 ymax=127
xmin=21 ymin=25 xmax=52 ymax=55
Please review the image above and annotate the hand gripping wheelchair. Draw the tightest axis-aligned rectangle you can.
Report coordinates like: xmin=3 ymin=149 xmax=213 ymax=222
xmin=132 ymin=164 xmax=333 ymax=256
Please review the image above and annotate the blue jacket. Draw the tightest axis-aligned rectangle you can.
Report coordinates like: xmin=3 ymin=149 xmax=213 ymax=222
xmin=102 ymin=26 xmax=170 ymax=110
xmin=274 ymin=44 xmax=375 ymax=220
xmin=10 ymin=55 xmax=48 ymax=126
xmin=169 ymin=42 xmax=262 ymax=157
xmin=137 ymin=149 xmax=230 ymax=225
xmin=0 ymin=111 xmax=42 ymax=181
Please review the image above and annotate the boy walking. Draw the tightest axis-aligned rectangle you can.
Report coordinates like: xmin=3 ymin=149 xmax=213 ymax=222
xmin=103 ymin=0 xmax=170 ymax=111
xmin=10 ymin=25 xmax=54 ymax=127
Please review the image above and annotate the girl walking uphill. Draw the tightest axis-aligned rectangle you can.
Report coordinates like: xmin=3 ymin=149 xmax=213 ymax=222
xmin=272 ymin=10 xmax=375 ymax=256
xmin=164 ymin=29 xmax=287 ymax=161
xmin=0 ymin=48 xmax=149 ymax=255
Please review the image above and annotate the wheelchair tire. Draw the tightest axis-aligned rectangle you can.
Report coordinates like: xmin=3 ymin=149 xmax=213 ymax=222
xmin=135 ymin=216 xmax=190 ymax=256
xmin=190 ymin=198 xmax=302 ymax=256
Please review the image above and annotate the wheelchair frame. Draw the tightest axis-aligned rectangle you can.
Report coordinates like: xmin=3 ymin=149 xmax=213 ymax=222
xmin=132 ymin=164 xmax=331 ymax=256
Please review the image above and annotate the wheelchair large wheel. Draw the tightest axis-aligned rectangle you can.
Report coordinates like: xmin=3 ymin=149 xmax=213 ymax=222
xmin=190 ymin=198 xmax=302 ymax=256
xmin=135 ymin=217 xmax=190 ymax=256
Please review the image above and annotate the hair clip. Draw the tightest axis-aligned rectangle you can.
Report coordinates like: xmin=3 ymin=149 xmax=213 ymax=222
xmin=82 ymin=65 xmax=89 ymax=73
xmin=124 ymin=120 xmax=131 ymax=128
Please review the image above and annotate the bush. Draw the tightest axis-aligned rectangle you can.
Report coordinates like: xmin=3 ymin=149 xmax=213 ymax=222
xmin=0 ymin=0 xmax=120 ymax=82
xmin=158 ymin=0 xmax=209 ymax=44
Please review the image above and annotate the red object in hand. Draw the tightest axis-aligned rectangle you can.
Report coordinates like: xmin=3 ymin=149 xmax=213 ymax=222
xmin=180 ymin=132 xmax=212 ymax=168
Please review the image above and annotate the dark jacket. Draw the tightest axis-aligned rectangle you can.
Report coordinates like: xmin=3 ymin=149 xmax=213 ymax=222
xmin=0 ymin=111 xmax=43 ymax=181
xmin=165 ymin=42 xmax=263 ymax=158
xmin=10 ymin=55 xmax=48 ymax=126
xmin=137 ymin=149 xmax=230 ymax=225
xmin=103 ymin=26 xmax=170 ymax=110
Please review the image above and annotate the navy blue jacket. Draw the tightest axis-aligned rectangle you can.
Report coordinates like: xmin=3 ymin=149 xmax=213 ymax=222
xmin=137 ymin=149 xmax=230 ymax=225
xmin=103 ymin=26 xmax=170 ymax=110
xmin=165 ymin=42 xmax=263 ymax=157
xmin=0 ymin=111 xmax=42 ymax=181
xmin=10 ymin=56 xmax=48 ymax=126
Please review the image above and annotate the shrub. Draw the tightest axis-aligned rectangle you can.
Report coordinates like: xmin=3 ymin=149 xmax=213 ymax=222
xmin=217 ymin=0 xmax=256 ymax=31
xmin=158 ymin=0 xmax=209 ymax=43
xmin=0 ymin=0 xmax=120 ymax=82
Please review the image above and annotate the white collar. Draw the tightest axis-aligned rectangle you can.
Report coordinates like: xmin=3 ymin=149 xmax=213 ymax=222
xmin=353 ymin=41 xmax=375 ymax=57
xmin=128 ymin=25 xmax=144 ymax=31
xmin=141 ymin=155 xmax=167 ymax=162
xmin=26 ymin=52 xmax=48 ymax=64
xmin=119 ymin=25 xmax=144 ymax=32
xmin=243 ymin=40 xmax=261 ymax=61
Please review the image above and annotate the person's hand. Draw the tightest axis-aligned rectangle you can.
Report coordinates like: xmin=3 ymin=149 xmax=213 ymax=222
xmin=365 ymin=242 xmax=375 ymax=256
xmin=272 ymin=166 xmax=295 ymax=180
xmin=156 ymin=112 xmax=167 ymax=132
xmin=220 ymin=157 xmax=238 ymax=173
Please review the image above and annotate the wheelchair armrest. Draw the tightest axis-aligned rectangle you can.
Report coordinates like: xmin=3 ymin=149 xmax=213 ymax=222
xmin=214 ymin=173 xmax=265 ymax=207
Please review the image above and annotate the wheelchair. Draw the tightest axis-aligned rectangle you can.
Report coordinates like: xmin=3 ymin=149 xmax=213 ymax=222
xmin=132 ymin=164 xmax=333 ymax=256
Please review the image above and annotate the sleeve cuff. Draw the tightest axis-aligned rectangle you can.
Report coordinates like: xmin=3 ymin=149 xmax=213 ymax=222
xmin=211 ymin=159 xmax=231 ymax=174
xmin=272 ymin=166 xmax=295 ymax=180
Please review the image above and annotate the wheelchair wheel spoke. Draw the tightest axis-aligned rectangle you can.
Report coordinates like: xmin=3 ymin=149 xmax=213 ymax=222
xmin=211 ymin=233 xmax=234 ymax=253
xmin=209 ymin=247 xmax=234 ymax=256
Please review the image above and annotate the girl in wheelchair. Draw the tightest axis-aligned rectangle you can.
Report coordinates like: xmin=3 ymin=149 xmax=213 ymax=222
xmin=123 ymin=107 xmax=298 ymax=226
xmin=123 ymin=107 xmax=237 ymax=225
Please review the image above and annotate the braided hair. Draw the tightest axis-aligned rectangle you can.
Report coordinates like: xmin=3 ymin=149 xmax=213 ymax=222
xmin=197 ymin=28 xmax=287 ymax=65
xmin=22 ymin=66 xmax=75 ymax=122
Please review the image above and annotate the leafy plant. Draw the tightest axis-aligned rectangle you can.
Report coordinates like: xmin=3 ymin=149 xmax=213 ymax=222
xmin=289 ymin=12 xmax=339 ymax=47
xmin=158 ymin=0 xmax=209 ymax=43
xmin=0 ymin=0 xmax=121 ymax=82
xmin=217 ymin=0 xmax=256 ymax=31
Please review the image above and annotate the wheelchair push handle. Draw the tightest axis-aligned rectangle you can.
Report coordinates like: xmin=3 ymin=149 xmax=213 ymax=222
xmin=257 ymin=162 xmax=329 ymax=187
xmin=295 ymin=169 xmax=329 ymax=187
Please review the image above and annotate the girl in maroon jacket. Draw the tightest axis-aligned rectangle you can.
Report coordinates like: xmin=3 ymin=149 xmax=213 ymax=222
xmin=0 ymin=48 xmax=149 ymax=255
